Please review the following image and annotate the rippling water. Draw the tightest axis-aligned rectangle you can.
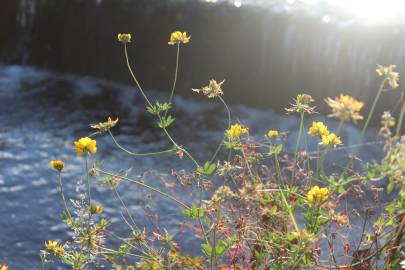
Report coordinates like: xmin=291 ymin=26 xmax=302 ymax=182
xmin=0 ymin=65 xmax=388 ymax=269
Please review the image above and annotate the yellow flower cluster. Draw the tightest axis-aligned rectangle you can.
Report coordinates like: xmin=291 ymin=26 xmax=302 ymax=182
xmin=0 ymin=264 xmax=8 ymax=270
xmin=74 ymin=137 xmax=97 ymax=155
xmin=309 ymin=121 xmax=329 ymax=137
xmin=117 ymin=33 xmax=131 ymax=43
xmin=50 ymin=160 xmax=64 ymax=172
xmin=267 ymin=130 xmax=279 ymax=139
xmin=168 ymin=31 xmax=190 ymax=45
xmin=325 ymin=94 xmax=364 ymax=123
xmin=321 ymin=133 xmax=342 ymax=148
xmin=309 ymin=122 xmax=341 ymax=148
xmin=90 ymin=204 xmax=104 ymax=215
xmin=307 ymin=186 xmax=329 ymax=205
xmin=376 ymin=64 xmax=399 ymax=89
xmin=192 ymin=79 xmax=224 ymax=98
xmin=226 ymin=124 xmax=248 ymax=140
xmin=291 ymin=229 xmax=316 ymax=242
xmin=45 ymin=240 xmax=64 ymax=255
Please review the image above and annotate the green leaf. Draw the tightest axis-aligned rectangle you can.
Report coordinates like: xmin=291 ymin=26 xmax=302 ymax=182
xmin=158 ymin=115 xmax=175 ymax=129
xmin=147 ymin=101 xmax=171 ymax=115
xmin=387 ymin=181 xmax=394 ymax=194
xmin=197 ymin=162 xmax=216 ymax=175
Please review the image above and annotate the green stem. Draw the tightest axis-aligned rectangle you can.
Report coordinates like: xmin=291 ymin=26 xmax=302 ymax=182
xmin=123 ymin=43 xmax=199 ymax=168
xmin=210 ymin=96 xmax=232 ymax=163
xmin=360 ymin=77 xmax=387 ymax=142
xmin=108 ymin=130 xmax=174 ymax=157
xmin=58 ymin=172 xmax=72 ymax=219
xmin=96 ymin=169 xmax=191 ymax=210
xmin=395 ymin=97 xmax=405 ymax=136
xmin=113 ymin=187 xmax=140 ymax=231
xmin=336 ymin=119 xmax=344 ymax=136
xmin=166 ymin=43 xmax=180 ymax=115
xmin=292 ymin=112 xmax=305 ymax=180
xmin=241 ymin=146 xmax=255 ymax=183
xmin=124 ymin=44 xmax=153 ymax=108
xmin=275 ymin=153 xmax=299 ymax=233
xmin=319 ymin=147 xmax=328 ymax=176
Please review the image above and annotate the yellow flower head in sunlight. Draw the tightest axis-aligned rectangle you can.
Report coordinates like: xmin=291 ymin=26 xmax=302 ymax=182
xmin=267 ymin=130 xmax=279 ymax=139
xmin=0 ymin=264 xmax=8 ymax=270
xmin=45 ymin=240 xmax=64 ymax=255
xmin=50 ymin=160 xmax=64 ymax=172
xmin=90 ymin=117 xmax=119 ymax=133
xmin=308 ymin=121 xmax=329 ymax=137
xmin=376 ymin=64 xmax=399 ymax=89
xmin=321 ymin=133 xmax=342 ymax=148
xmin=307 ymin=186 xmax=329 ymax=205
xmin=117 ymin=33 xmax=131 ymax=43
xmin=168 ymin=31 xmax=190 ymax=45
xmin=325 ymin=94 xmax=364 ymax=123
xmin=226 ymin=124 xmax=248 ymax=140
xmin=90 ymin=203 xmax=104 ymax=215
xmin=192 ymin=79 xmax=225 ymax=98
xmin=74 ymin=137 xmax=97 ymax=155
xmin=285 ymin=93 xmax=316 ymax=114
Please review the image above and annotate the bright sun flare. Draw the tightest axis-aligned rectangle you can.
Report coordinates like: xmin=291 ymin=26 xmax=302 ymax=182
xmin=300 ymin=0 xmax=405 ymax=22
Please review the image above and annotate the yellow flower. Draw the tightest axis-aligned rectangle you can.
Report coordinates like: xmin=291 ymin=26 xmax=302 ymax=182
xmin=267 ymin=130 xmax=279 ymax=139
xmin=90 ymin=204 xmax=104 ymax=215
xmin=117 ymin=33 xmax=131 ymax=43
xmin=376 ymin=64 xmax=399 ymax=89
xmin=307 ymin=186 xmax=329 ymax=205
xmin=308 ymin=122 xmax=329 ymax=137
xmin=45 ymin=240 xmax=64 ymax=255
xmin=50 ymin=160 xmax=64 ymax=172
xmin=0 ymin=264 xmax=8 ymax=270
xmin=225 ymin=124 xmax=248 ymax=140
xmin=325 ymin=94 xmax=364 ymax=123
xmin=168 ymin=31 xmax=190 ymax=45
xmin=74 ymin=137 xmax=97 ymax=155
xmin=90 ymin=117 xmax=119 ymax=133
xmin=321 ymin=133 xmax=342 ymax=148
xmin=192 ymin=79 xmax=224 ymax=98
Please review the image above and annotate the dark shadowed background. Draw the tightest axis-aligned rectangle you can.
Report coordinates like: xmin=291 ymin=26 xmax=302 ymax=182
xmin=1 ymin=0 xmax=405 ymax=117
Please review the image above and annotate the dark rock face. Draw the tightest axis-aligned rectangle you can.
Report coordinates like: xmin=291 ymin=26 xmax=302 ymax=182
xmin=1 ymin=0 xmax=405 ymax=119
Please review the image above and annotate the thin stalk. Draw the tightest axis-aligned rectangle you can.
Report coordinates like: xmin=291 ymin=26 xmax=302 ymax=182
xmin=108 ymin=130 xmax=173 ymax=157
xmin=124 ymin=44 xmax=153 ymax=107
xmin=85 ymin=155 xmax=92 ymax=254
xmin=360 ymin=77 xmax=387 ymax=142
xmin=395 ymin=98 xmax=405 ymax=136
xmin=162 ymin=127 xmax=199 ymax=168
xmin=292 ymin=112 xmax=305 ymax=180
xmin=96 ymin=169 xmax=191 ymax=210
xmin=123 ymin=44 xmax=199 ymax=168
xmin=165 ymin=43 xmax=180 ymax=116
xmin=241 ymin=146 xmax=255 ymax=182
xmin=113 ymin=187 xmax=140 ymax=231
xmin=275 ymin=153 xmax=299 ymax=233
xmin=319 ymin=147 xmax=328 ymax=176
xmin=336 ymin=119 xmax=344 ymax=136
xmin=58 ymin=172 xmax=72 ymax=219
xmin=315 ymin=144 xmax=321 ymax=179
xmin=210 ymin=96 xmax=232 ymax=163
